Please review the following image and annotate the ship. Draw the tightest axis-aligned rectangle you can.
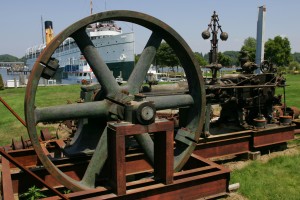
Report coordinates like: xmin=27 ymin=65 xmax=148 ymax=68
xmin=25 ymin=20 xmax=135 ymax=84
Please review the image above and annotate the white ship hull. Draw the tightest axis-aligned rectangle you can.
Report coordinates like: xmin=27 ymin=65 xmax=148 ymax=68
xmin=26 ymin=30 xmax=135 ymax=84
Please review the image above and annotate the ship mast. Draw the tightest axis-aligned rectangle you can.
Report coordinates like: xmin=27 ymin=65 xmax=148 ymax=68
xmin=90 ymin=0 xmax=93 ymax=15
xmin=41 ymin=16 xmax=45 ymax=44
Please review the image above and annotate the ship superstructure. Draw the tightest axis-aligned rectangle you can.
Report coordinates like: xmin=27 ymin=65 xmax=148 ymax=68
xmin=25 ymin=20 xmax=135 ymax=83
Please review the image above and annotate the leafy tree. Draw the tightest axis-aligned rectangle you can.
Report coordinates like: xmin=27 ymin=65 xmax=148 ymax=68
xmin=194 ymin=52 xmax=208 ymax=66
xmin=203 ymin=53 xmax=209 ymax=63
xmin=223 ymin=51 xmax=240 ymax=66
xmin=156 ymin=42 xmax=179 ymax=71
xmin=203 ymin=51 xmax=238 ymax=66
xmin=292 ymin=52 xmax=300 ymax=63
xmin=240 ymin=37 xmax=256 ymax=62
xmin=264 ymin=36 xmax=292 ymax=66
xmin=218 ymin=52 xmax=232 ymax=66
xmin=135 ymin=54 xmax=140 ymax=64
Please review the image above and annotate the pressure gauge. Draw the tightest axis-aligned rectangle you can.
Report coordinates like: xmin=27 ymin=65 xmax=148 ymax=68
xmin=141 ymin=106 xmax=155 ymax=121
xmin=136 ymin=102 xmax=156 ymax=125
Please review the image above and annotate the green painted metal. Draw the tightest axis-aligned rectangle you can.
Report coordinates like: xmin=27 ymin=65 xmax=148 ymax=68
xmin=24 ymin=10 xmax=206 ymax=191
xmin=127 ymin=32 xmax=163 ymax=94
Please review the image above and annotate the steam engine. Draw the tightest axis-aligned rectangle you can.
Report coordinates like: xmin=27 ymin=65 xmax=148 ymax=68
xmin=204 ymin=57 xmax=287 ymax=134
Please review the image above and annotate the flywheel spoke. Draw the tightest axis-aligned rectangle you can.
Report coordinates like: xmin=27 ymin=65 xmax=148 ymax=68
xmin=71 ymin=29 xmax=120 ymax=96
xmin=126 ymin=32 xmax=162 ymax=94
xmin=81 ymin=128 xmax=108 ymax=187
xmin=34 ymin=101 xmax=109 ymax=123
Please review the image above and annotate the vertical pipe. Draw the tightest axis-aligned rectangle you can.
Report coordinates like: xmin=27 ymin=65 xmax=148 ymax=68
xmin=204 ymin=104 xmax=211 ymax=138
xmin=283 ymin=85 xmax=287 ymax=115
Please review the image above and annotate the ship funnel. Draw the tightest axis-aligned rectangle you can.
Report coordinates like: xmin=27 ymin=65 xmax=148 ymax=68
xmin=45 ymin=21 xmax=54 ymax=45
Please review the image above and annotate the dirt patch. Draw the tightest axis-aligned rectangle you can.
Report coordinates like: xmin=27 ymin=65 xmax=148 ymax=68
xmin=259 ymin=146 xmax=300 ymax=163
xmin=221 ymin=143 xmax=300 ymax=171
xmin=221 ymin=146 xmax=300 ymax=171
xmin=37 ymin=122 xmax=74 ymax=140
xmin=223 ymin=192 xmax=249 ymax=200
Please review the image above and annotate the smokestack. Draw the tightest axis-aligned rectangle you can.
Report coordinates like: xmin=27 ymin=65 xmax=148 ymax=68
xmin=45 ymin=21 xmax=54 ymax=45
xmin=255 ymin=5 xmax=266 ymax=74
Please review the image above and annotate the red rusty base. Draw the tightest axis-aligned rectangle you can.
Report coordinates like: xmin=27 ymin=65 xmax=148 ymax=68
xmin=58 ymin=154 xmax=230 ymax=200
xmin=194 ymin=124 xmax=295 ymax=159
xmin=252 ymin=125 xmax=294 ymax=148
xmin=1 ymin=124 xmax=296 ymax=199
xmin=1 ymin=153 xmax=229 ymax=200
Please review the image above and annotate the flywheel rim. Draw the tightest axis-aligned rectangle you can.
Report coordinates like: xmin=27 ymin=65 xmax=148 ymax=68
xmin=25 ymin=10 xmax=206 ymax=191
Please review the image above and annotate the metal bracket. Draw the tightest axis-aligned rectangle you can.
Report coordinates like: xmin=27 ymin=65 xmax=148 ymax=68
xmin=41 ymin=57 xmax=60 ymax=79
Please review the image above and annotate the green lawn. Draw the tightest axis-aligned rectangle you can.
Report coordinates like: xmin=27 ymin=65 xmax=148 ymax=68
xmin=230 ymin=153 xmax=300 ymax=200
xmin=279 ymin=74 xmax=300 ymax=108
xmin=228 ymin=74 xmax=300 ymax=199
xmin=0 ymin=84 xmax=81 ymax=146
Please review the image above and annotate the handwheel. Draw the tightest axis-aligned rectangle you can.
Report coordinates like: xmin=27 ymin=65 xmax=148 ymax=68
xmin=25 ymin=10 xmax=205 ymax=191
xmin=260 ymin=60 xmax=271 ymax=73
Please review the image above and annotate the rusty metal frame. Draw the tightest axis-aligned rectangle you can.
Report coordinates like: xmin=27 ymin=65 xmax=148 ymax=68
xmin=107 ymin=120 xmax=174 ymax=195
xmin=0 ymin=148 xmax=68 ymax=199
xmin=1 ymin=125 xmax=297 ymax=199
xmin=15 ymin=154 xmax=229 ymax=200
xmin=194 ymin=125 xmax=295 ymax=159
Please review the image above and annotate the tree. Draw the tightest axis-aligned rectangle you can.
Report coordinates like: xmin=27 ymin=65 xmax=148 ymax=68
xmin=264 ymin=36 xmax=292 ymax=66
xmin=194 ymin=52 xmax=208 ymax=66
xmin=223 ymin=51 xmax=240 ymax=66
xmin=0 ymin=54 xmax=21 ymax=62
xmin=156 ymin=42 xmax=179 ymax=71
xmin=240 ymin=37 xmax=256 ymax=62
xmin=218 ymin=52 xmax=232 ymax=66
xmin=135 ymin=54 xmax=140 ymax=64
xmin=292 ymin=52 xmax=300 ymax=63
xmin=203 ymin=51 xmax=238 ymax=66
xmin=203 ymin=53 xmax=209 ymax=63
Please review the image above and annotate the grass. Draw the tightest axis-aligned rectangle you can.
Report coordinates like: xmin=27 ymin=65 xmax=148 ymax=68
xmin=0 ymin=84 xmax=81 ymax=146
xmin=227 ymin=74 xmax=300 ymax=199
xmin=0 ymin=87 xmax=27 ymax=146
xmin=230 ymin=153 xmax=300 ymax=200
xmin=279 ymin=74 xmax=300 ymax=108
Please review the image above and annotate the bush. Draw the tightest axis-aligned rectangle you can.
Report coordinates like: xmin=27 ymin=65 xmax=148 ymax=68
xmin=277 ymin=66 xmax=287 ymax=73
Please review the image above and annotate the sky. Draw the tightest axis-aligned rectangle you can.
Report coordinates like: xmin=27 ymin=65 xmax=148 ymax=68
xmin=0 ymin=0 xmax=299 ymax=58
